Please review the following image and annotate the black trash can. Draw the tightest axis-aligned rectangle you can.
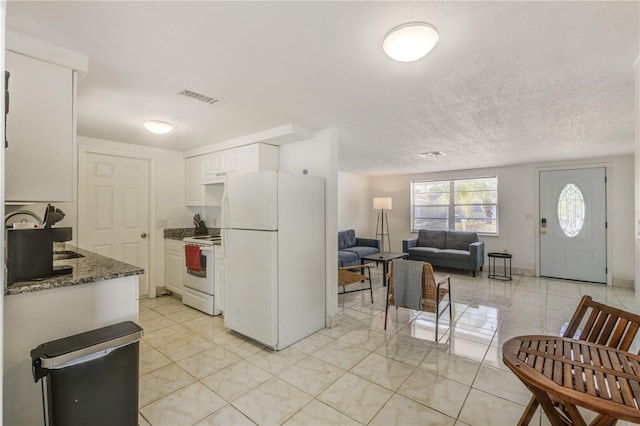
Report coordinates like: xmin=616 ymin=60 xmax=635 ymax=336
xmin=30 ymin=321 xmax=143 ymax=426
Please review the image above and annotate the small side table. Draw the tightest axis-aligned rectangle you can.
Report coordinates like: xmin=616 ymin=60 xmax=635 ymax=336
xmin=488 ymin=252 xmax=512 ymax=281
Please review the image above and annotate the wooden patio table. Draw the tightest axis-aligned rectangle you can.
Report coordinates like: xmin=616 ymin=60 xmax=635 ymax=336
xmin=503 ymin=335 xmax=640 ymax=426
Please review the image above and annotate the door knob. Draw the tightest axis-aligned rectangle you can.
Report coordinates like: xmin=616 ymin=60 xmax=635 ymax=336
xmin=141 ymin=233 xmax=147 ymax=238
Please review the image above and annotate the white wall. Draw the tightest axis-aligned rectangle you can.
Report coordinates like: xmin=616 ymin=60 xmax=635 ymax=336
xmin=78 ymin=136 xmax=192 ymax=292
xmin=337 ymin=171 xmax=371 ymax=236
xmin=279 ymin=128 xmax=339 ymax=326
xmin=368 ymin=155 xmax=634 ymax=282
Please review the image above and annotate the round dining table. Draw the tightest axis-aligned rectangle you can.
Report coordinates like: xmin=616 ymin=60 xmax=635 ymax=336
xmin=502 ymin=335 xmax=640 ymax=426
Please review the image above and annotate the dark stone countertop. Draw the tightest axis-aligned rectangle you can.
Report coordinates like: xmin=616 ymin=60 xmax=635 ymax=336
xmin=164 ymin=227 xmax=220 ymax=240
xmin=5 ymin=244 xmax=144 ymax=296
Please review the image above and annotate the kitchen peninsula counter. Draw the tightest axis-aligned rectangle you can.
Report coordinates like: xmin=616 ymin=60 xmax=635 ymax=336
xmin=5 ymin=244 xmax=144 ymax=295
xmin=4 ymin=245 xmax=142 ymax=425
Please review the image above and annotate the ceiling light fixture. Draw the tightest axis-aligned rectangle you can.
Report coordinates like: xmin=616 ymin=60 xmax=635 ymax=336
xmin=143 ymin=120 xmax=173 ymax=135
xmin=418 ymin=151 xmax=446 ymax=158
xmin=383 ymin=22 xmax=439 ymax=62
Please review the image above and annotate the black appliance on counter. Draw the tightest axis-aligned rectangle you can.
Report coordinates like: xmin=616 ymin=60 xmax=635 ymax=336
xmin=7 ymin=204 xmax=73 ymax=284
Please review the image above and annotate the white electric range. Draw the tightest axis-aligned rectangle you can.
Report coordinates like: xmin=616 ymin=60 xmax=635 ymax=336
xmin=182 ymin=235 xmax=222 ymax=315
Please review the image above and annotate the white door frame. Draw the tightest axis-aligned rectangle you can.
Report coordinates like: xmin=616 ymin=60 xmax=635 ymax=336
xmin=534 ymin=162 xmax=612 ymax=286
xmin=78 ymin=144 xmax=158 ymax=298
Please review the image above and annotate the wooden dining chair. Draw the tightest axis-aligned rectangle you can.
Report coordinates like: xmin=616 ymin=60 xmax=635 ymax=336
xmin=384 ymin=260 xmax=451 ymax=339
xmin=518 ymin=295 xmax=640 ymax=425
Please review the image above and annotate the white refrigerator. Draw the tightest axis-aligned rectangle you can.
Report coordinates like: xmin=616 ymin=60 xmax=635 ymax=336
xmin=223 ymin=170 xmax=326 ymax=350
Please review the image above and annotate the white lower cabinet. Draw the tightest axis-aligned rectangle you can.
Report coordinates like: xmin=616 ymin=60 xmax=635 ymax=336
xmin=165 ymin=239 xmax=184 ymax=295
xmin=215 ymin=245 xmax=225 ymax=314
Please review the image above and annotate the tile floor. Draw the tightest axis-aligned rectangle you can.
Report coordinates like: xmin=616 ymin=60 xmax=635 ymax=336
xmin=137 ymin=268 xmax=639 ymax=425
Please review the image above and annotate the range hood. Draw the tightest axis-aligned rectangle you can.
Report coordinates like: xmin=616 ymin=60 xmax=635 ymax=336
xmin=203 ymin=175 xmax=226 ymax=185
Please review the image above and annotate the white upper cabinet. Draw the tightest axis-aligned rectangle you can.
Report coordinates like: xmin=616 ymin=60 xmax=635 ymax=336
xmin=185 ymin=143 xmax=279 ymax=206
xmin=5 ymin=50 xmax=76 ymax=202
xmin=185 ymin=156 xmax=206 ymax=206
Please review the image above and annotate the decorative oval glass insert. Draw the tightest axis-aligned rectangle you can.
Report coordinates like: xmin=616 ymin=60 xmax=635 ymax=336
xmin=557 ymin=183 xmax=585 ymax=237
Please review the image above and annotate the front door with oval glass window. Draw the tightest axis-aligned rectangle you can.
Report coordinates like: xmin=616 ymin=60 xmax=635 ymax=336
xmin=539 ymin=168 xmax=606 ymax=283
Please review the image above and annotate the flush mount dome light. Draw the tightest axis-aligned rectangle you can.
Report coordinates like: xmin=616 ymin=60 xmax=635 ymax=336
xmin=143 ymin=120 xmax=173 ymax=134
xmin=383 ymin=22 xmax=439 ymax=62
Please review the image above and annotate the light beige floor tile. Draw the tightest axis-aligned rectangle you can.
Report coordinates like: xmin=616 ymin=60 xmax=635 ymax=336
xmin=338 ymin=328 xmax=387 ymax=351
xmin=482 ymin=345 xmax=512 ymax=372
xmin=290 ymin=331 xmax=335 ymax=354
xmin=196 ymin=405 xmax=256 ymax=425
xmin=201 ymin=360 xmax=272 ymax=402
xmin=139 ymin=363 xmax=196 ymax=406
xmin=140 ymin=382 xmax=226 ymax=425
xmin=435 ymin=335 xmax=489 ymax=363
xmin=232 ymin=377 xmax=312 ymax=425
xmin=139 ymin=295 xmax=179 ymax=308
xmin=151 ymin=301 xmax=193 ymax=316
xmin=139 ymin=308 xmax=162 ymax=321
xmin=458 ymin=389 xmax=528 ymax=426
xmin=317 ymin=373 xmax=393 ymax=424
xmin=212 ymin=332 xmax=265 ymax=358
xmin=312 ymin=339 xmax=371 ymax=370
xmin=139 ymin=346 xmax=172 ymax=376
xmin=176 ymin=344 xmax=241 ymax=378
xmin=472 ymin=365 xmax=532 ymax=405
xmin=138 ymin=316 xmax=178 ymax=334
xmin=369 ymin=394 xmax=455 ymax=425
xmin=351 ymin=352 xmax=414 ymax=391
xmin=278 ymin=355 xmax=346 ymax=396
xmin=397 ymin=368 xmax=469 ymax=418
xmin=283 ymin=399 xmax=360 ymax=426
xmin=182 ymin=315 xmax=226 ymax=335
xmin=375 ymin=334 xmax=434 ymax=367
xmin=419 ymin=350 xmax=481 ymax=386
xmin=138 ymin=413 xmax=150 ymax=426
xmin=156 ymin=334 xmax=215 ymax=362
xmin=144 ymin=323 xmax=193 ymax=347
xmin=165 ymin=307 xmax=207 ymax=324
xmin=245 ymin=346 xmax=307 ymax=375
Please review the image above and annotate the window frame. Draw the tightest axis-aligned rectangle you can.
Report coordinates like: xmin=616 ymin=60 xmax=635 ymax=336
xmin=410 ymin=176 xmax=499 ymax=236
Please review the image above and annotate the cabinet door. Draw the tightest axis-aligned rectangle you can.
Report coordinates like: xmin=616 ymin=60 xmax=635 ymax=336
xmin=165 ymin=240 xmax=184 ymax=295
xmin=5 ymin=51 xmax=75 ymax=202
xmin=185 ymin=156 xmax=206 ymax=206
xmin=214 ymin=246 xmax=225 ymax=313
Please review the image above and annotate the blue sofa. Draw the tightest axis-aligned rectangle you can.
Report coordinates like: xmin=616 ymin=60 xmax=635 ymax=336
xmin=338 ymin=229 xmax=381 ymax=267
xmin=402 ymin=230 xmax=484 ymax=276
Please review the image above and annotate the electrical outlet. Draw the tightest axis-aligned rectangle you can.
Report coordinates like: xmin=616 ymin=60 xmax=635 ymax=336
xmin=525 ymin=213 xmax=534 ymax=220
xmin=157 ymin=219 xmax=168 ymax=229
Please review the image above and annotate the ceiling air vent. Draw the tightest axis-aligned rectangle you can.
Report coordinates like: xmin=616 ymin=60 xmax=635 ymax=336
xmin=178 ymin=89 xmax=219 ymax=105
xmin=418 ymin=151 xmax=446 ymax=159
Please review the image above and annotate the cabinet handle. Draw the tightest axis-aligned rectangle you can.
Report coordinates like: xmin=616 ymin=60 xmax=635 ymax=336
xmin=141 ymin=232 xmax=147 ymax=238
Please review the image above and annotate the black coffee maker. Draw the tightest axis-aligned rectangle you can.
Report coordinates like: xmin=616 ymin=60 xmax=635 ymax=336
xmin=7 ymin=204 xmax=73 ymax=284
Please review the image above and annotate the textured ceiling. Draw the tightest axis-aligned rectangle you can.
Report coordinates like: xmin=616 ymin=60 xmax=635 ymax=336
xmin=5 ymin=1 xmax=639 ymax=176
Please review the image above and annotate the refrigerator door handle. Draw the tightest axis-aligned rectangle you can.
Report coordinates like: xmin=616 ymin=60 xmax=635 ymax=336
xmin=221 ymin=186 xmax=228 ymax=261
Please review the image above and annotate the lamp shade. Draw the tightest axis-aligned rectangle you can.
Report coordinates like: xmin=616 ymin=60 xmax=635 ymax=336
xmin=373 ymin=197 xmax=392 ymax=210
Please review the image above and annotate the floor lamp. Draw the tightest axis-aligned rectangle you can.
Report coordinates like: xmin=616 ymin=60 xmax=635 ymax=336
xmin=374 ymin=197 xmax=392 ymax=252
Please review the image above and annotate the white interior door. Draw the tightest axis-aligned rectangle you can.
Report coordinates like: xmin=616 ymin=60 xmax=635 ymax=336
xmin=79 ymin=152 xmax=150 ymax=296
xmin=539 ymin=168 xmax=606 ymax=283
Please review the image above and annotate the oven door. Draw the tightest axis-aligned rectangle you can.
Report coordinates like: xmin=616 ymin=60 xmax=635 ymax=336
xmin=183 ymin=246 xmax=214 ymax=294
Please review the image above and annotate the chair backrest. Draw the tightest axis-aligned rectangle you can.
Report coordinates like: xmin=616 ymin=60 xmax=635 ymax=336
xmin=388 ymin=261 xmax=438 ymax=310
xmin=564 ymin=295 xmax=640 ymax=352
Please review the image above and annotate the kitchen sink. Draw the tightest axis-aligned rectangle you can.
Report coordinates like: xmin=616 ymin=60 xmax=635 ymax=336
xmin=52 ymin=250 xmax=85 ymax=261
